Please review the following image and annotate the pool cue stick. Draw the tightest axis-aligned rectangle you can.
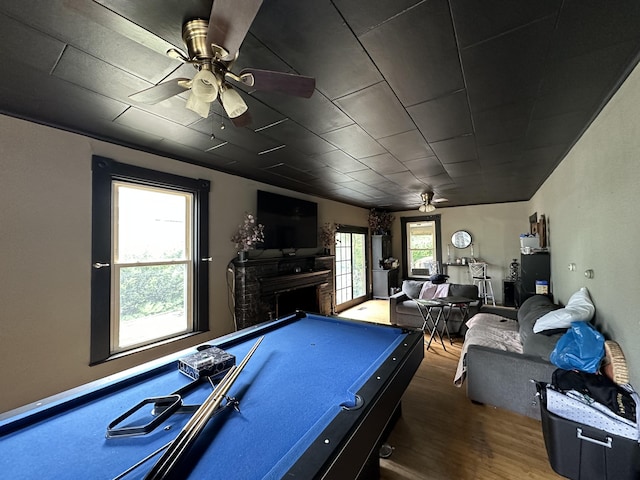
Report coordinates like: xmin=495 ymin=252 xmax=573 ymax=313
xmin=112 ymin=395 xmax=240 ymax=480
xmin=112 ymin=441 xmax=172 ymax=480
xmin=144 ymin=336 xmax=263 ymax=479
xmin=145 ymin=369 xmax=239 ymax=479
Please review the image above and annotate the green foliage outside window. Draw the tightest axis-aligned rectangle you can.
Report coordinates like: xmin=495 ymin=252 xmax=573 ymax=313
xmin=351 ymin=234 xmax=366 ymax=297
xmin=410 ymin=233 xmax=434 ymax=266
xmin=120 ymin=264 xmax=186 ymax=321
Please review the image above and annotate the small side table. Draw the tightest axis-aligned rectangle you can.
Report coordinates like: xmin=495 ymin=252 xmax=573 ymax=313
xmin=433 ymin=295 xmax=475 ymax=338
xmin=415 ymin=299 xmax=448 ymax=351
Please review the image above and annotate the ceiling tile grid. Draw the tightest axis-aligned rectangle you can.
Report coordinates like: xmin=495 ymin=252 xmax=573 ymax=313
xmin=1 ymin=1 xmax=640 ymax=210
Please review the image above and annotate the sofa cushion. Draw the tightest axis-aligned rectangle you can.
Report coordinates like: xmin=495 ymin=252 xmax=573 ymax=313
xmin=522 ymin=330 xmax=566 ymax=359
xmin=517 ymin=295 xmax=560 ymax=348
xmin=401 ymin=280 xmax=423 ymax=299
xmin=533 ymin=287 xmax=595 ymax=334
xmin=449 ymin=283 xmax=479 ymax=300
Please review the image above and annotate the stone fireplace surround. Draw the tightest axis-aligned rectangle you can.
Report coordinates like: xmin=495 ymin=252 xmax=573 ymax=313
xmin=231 ymin=254 xmax=335 ymax=330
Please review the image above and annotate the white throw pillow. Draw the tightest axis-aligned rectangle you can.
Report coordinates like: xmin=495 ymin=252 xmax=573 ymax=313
xmin=533 ymin=287 xmax=595 ymax=334
xmin=419 ymin=281 xmax=437 ymax=299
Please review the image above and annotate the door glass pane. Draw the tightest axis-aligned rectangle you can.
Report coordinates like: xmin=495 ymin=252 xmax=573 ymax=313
xmin=336 ymin=232 xmax=352 ymax=305
xmin=335 ymin=231 xmax=367 ymax=306
xmin=117 ymin=264 xmax=189 ymax=349
xmin=352 ymin=234 xmax=366 ymax=298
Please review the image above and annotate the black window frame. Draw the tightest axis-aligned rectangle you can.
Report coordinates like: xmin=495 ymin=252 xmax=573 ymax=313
xmin=90 ymin=156 xmax=210 ymax=364
xmin=400 ymin=215 xmax=442 ymax=280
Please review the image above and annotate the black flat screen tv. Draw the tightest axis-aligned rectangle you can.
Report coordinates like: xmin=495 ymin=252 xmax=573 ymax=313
xmin=257 ymin=190 xmax=318 ymax=250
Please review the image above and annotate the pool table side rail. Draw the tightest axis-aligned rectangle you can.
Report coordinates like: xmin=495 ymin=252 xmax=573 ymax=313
xmin=0 ymin=312 xmax=305 ymax=434
xmin=284 ymin=326 xmax=425 ymax=479
xmin=0 ymin=312 xmax=407 ymax=436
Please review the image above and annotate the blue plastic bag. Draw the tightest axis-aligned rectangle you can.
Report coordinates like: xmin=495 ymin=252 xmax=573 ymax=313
xmin=549 ymin=321 xmax=605 ymax=373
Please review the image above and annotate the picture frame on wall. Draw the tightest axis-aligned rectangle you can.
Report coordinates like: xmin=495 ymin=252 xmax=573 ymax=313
xmin=538 ymin=214 xmax=547 ymax=248
xmin=529 ymin=212 xmax=538 ymax=235
xmin=528 ymin=212 xmax=547 ymax=248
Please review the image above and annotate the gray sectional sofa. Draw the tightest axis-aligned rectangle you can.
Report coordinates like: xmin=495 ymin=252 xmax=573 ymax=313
xmin=389 ymin=279 xmax=481 ymax=335
xmin=465 ymin=294 xmax=563 ymax=419
xmin=391 ymin=281 xmax=591 ymax=420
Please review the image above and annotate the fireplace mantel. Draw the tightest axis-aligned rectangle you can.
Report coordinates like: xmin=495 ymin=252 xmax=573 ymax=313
xmin=231 ymin=255 xmax=335 ymax=330
xmin=260 ymin=270 xmax=331 ymax=295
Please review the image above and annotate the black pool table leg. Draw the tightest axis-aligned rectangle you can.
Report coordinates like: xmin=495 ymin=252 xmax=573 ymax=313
xmin=356 ymin=403 xmax=403 ymax=479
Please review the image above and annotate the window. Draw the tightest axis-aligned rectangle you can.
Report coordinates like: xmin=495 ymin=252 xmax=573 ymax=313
xmin=401 ymin=216 xmax=442 ymax=279
xmin=335 ymin=227 xmax=368 ymax=311
xmin=91 ymin=156 xmax=210 ymax=363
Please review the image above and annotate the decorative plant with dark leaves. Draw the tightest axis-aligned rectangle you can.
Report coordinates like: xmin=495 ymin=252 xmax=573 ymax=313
xmin=231 ymin=212 xmax=264 ymax=251
xmin=368 ymin=209 xmax=394 ymax=235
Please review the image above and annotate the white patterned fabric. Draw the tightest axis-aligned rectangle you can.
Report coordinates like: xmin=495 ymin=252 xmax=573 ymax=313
xmin=454 ymin=313 xmax=522 ymax=386
xmin=546 ymin=385 xmax=640 ymax=441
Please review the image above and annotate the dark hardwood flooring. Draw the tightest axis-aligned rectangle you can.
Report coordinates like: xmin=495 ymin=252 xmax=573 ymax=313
xmin=340 ymin=300 xmax=560 ymax=479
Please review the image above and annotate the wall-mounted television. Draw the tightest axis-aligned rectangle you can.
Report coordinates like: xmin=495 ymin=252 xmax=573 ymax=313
xmin=257 ymin=190 xmax=318 ymax=250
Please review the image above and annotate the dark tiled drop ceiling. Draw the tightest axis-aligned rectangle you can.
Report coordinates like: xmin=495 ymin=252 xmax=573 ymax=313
xmin=1 ymin=1 xmax=640 ymax=210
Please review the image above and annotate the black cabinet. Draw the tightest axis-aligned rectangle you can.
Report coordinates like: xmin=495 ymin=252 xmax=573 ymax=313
xmin=503 ymin=280 xmax=516 ymax=307
xmin=516 ymin=252 xmax=550 ymax=306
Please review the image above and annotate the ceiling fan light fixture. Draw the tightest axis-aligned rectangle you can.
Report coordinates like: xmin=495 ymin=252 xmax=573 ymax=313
xmin=127 ymin=0 xmax=315 ymax=125
xmin=419 ymin=203 xmax=436 ymax=213
xmin=191 ymin=69 xmax=219 ymax=102
xmin=186 ymin=90 xmax=211 ymax=118
xmin=220 ymin=85 xmax=248 ymax=118
xmin=419 ymin=192 xmax=436 ymax=212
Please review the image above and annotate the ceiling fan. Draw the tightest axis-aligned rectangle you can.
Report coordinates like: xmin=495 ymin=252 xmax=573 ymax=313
xmin=128 ymin=0 xmax=315 ymax=126
xmin=418 ymin=192 xmax=448 ymax=212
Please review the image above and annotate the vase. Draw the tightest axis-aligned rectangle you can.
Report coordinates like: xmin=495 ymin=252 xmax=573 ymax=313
xmin=238 ymin=251 xmax=248 ymax=262
xmin=322 ymin=247 xmax=330 ymax=255
xmin=509 ymin=258 xmax=519 ymax=280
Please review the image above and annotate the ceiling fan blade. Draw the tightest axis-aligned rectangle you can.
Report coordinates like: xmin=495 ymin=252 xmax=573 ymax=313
xmin=129 ymin=78 xmax=191 ymax=105
xmin=205 ymin=0 xmax=263 ymax=61
xmin=239 ymin=69 xmax=315 ymax=98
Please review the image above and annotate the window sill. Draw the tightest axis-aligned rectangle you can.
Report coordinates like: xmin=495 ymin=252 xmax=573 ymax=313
xmin=90 ymin=330 xmax=207 ymax=366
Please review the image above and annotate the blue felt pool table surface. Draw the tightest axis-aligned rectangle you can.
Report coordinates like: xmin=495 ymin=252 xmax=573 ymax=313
xmin=0 ymin=312 xmax=422 ymax=479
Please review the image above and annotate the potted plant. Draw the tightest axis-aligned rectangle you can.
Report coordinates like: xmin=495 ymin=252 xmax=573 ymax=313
xmin=368 ymin=209 xmax=394 ymax=235
xmin=231 ymin=212 xmax=264 ymax=261
xmin=319 ymin=222 xmax=338 ymax=254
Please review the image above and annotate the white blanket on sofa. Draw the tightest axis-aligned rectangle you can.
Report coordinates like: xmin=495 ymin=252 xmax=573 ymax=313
xmin=454 ymin=313 xmax=523 ymax=386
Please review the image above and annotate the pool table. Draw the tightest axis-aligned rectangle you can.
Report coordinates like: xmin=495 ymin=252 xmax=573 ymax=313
xmin=0 ymin=312 xmax=423 ymax=479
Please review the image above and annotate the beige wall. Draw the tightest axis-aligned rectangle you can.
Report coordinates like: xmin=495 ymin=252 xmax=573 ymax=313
xmin=0 ymin=114 xmax=367 ymax=413
xmin=2 ymin=57 xmax=640 ymax=413
xmin=390 ymin=202 xmax=530 ymax=303
xmin=390 ymin=60 xmax=640 ymax=387
xmin=529 ymin=60 xmax=640 ymax=388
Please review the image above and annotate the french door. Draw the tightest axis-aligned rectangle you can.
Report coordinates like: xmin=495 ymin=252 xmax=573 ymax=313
xmin=335 ymin=227 xmax=368 ymax=311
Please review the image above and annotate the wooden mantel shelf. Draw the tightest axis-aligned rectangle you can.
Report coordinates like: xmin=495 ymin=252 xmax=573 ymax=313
xmin=259 ymin=270 xmax=331 ymax=296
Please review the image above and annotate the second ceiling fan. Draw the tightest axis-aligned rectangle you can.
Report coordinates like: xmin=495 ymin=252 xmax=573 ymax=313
xmin=128 ymin=0 xmax=315 ymax=126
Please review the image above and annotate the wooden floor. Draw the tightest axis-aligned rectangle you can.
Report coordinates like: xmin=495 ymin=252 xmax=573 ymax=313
xmin=340 ymin=300 xmax=560 ymax=480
